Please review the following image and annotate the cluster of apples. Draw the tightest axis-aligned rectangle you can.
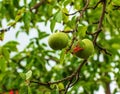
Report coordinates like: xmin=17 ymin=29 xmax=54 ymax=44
xmin=48 ymin=32 xmax=94 ymax=59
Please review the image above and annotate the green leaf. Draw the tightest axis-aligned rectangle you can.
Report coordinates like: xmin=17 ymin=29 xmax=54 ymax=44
xmin=20 ymin=73 xmax=26 ymax=80
xmin=0 ymin=57 xmax=6 ymax=72
xmin=15 ymin=8 xmax=26 ymax=22
xmin=45 ymin=91 xmax=51 ymax=94
xmin=63 ymin=0 xmax=72 ymax=6
xmin=58 ymin=83 xmax=64 ymax=89
xmin=50 ymin=84 xmax=56 ymax=89
xmin=55 ymin=10 xmax=63 ymax=23
xmin=64 ymin=26 xmax=72 ymax=31
xmin=74 ymin=1 xmax=81 ymax=10
xmin=0 ymin=32 xmax=5 ymax=41
xmin=62 ymin=7 xmax=68 ymax=14
xmin=38 ymin=30 xmax=49 ymax=39
xmin=28 ymin=86 xmax=32 ymax=94
xmin=25 ymin=70 xmax=32 ymax=80
xmin=3 ymin=0 xmax=11 ymax=5
xmin=20 ymin=86 xmax=28 ymax=94
xmin=13 ymin=0 xmax=19 ymax=8
xmin=17 ymin=7 xmax=26 ymax=15
xmin=7 ymin=21 xmax=16 ymax=26
xmin=63 ymin=14 xmax=69 ymax=23
xmin=2 ymin=47 xmax=10 ymax=61
xmin=55 ymin=88 xmax=60 ymax=94
xmin=50 ymin=19 xmax=56 ymax=32
xmin=60 ymin=49 xmax=66 ymax=64
xmin=77 ymin=26 xmax=87 ymax=38
xmin=3 ymin=41 xmax=19 ymax=51
xmin=15 ymin=14 xmax=22 ymax=22
xmin=100 ymin=76 xmax=111 ymax=83
xmin=112 ymin=43 xmax=120 ymax=49
xmin=51 ymin=88 xmax=59 ymax=94
xmin=23 ymin=11 xmax=31 ymax=32
xmin=106 ymin=14 xmax=115 ymax=27
xmin=67 ymin=16 xmax=76 ymax=29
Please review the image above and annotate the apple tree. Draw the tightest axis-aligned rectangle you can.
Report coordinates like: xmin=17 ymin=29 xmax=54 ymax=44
xmin=0 ymin=0 xmax=120 ymax=94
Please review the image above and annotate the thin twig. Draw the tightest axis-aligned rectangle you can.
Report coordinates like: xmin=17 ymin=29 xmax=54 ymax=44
xmin=90 ymin=0 xmax=111 ymax=56
xmin=76 ymin=0 xmax=90 ymax=24
xmin=65 ymin=35 xmax=77 ymax=53
xmin=88 ymin=0 xmax=101 ymax=9
xmin=30 ymin=59 xmax=87 ymax=92
xmin=113 ymin=5 xmax=120 ymax=10
xmin=64 ymin=80 xmax=72 ymax=94
xmin=70 ymin=73 xmax=79 ymax=87
xmin=0 ymin=27 xmax=11 ymax=33
xmin=65 ymin=0 xmax=102 ymax=16
xmin=65 ymin=10 xmax=81 ymax=16
xmin=30 ymin=0 xmax=46 ymax=12
xmin=65 ymin=0 xmax=90 ymax=53
xmin=96 ymin=44 xmax=112 ymax=56
xmin=93 ymin=0 xmax=106 ymax=38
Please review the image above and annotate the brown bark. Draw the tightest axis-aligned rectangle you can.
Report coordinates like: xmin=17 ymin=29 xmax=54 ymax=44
xmin=105 ymin=82 xmax=111 ymax=94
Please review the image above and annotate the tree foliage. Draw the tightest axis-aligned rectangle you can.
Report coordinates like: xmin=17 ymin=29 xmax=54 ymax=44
xmin=0 ymin=0 xmax=120 ymax=94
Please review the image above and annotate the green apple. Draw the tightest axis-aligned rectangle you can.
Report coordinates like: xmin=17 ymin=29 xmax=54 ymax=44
xmin=48 ymin=32 xmax=69 ymax=50
xmin=73 ymin=39 xmax=94 ymax=59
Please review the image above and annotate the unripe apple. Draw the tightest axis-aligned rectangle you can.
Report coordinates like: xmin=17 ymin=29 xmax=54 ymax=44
xmin=48 ymin=32 xmax=69 ymax=50
xmin=73 ymin=39 xmax=94 ymax=59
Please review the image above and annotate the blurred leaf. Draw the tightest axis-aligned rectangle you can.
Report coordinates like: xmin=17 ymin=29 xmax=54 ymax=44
xmin=67 ymin=16 xmax=76 ymax=29
xmin=14 ymin=7 xmax=26 ymax=22
xmin=60 ymin=49 xmax=66 ymax=64
xmin=28 ymin=86 xmax=32 ymax=94
xmin=63 ymin=13 xmax=69 ymax=23
xmin=20 ymin=86 xmax=28 ymax=94
xmin=64 ymin=26 xmax=72 ymax=31
xmin=0 ymin=57 xmax=6 ymax=72
xmin=2 ymin=47 xmax=10 ymax=61
xmin=63 ymin=0 xmax=72 ymax=6
xmin=77 ymin=26 xmax=87 ymax=38
xmin=112 ymin=43 xmax=120 ymax=49
xmin=51 ymin=88 xmax=59 ymax=94
xmin=15 ymin=14 xmax=22 ymax=22
xmin=45 ymin=91 xmax=51 ymax=94
xmin=62 ymin=7 xmax=68 ymax=14
xmin=3 ymin=41 xmax=19 ymax=51
xmin=38 ymin=30 xmax=49 ymax=39
xmin=50 ymin=19 xmax=56 ymax=32
xmin=55 ymin=10 xmax=63 ymax=23
xmin=26 ymin=70 xmax=32 ymax=80
xmin=7 ymin=21 xmax=16 ymax=26
xmin=3 ymin=0 xmax=11 ymax=5
xmin=50 ymin=84 xmax=56 ymax=89
xmin=106 ymin=14 xmax=115 ymax=28
xmin=100 ymin=76 xmax=111 ymax=83
xmin=20 ymin=73 xmax=26 ymax=80
xmin=13 ymin=0 xmax=19 ymax=8
xmin=0 ymin=32 xmax=5 ymax=41
xmin=23 ymin=11 xmax=31 ymax=32
xmin=55 ymin=88 xmax=60 ymax=94
xmin=58 ymin=83 xmax=64 ymax=89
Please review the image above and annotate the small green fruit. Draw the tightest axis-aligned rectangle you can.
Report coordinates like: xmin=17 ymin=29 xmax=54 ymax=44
xmin=73 ymin=39 xmax=94 ymax=59
xmin=48 ymin=32 xmax=69 ymax=50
